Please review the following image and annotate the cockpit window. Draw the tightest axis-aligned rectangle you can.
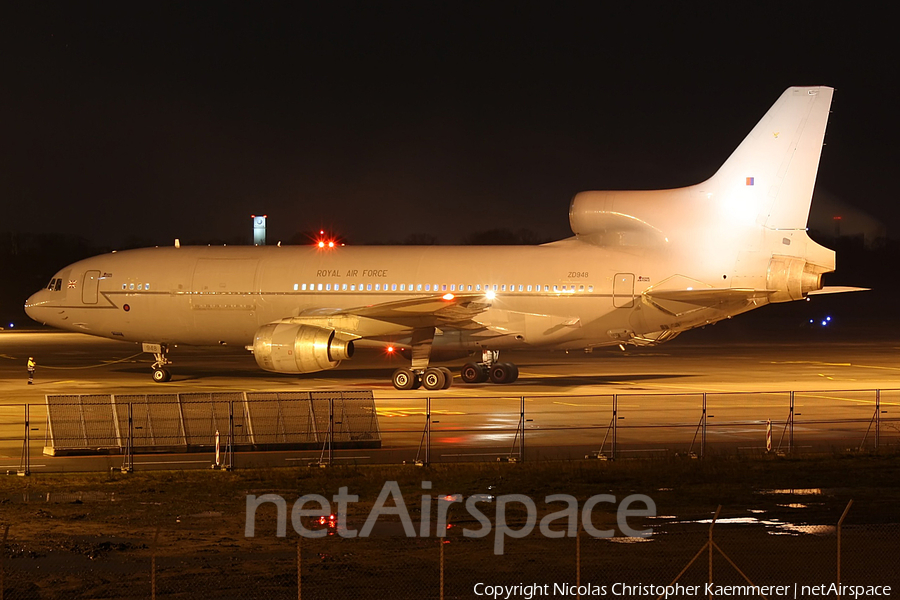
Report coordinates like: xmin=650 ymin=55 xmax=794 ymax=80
xmin=54 ymin=279 xmax=62 ymax=291
xmin=47 ymin=278 xmax=56 ymax=290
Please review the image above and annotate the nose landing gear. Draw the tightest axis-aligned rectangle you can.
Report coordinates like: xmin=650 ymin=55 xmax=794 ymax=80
xmin=143 ymin=342 xmax=173 ymax=383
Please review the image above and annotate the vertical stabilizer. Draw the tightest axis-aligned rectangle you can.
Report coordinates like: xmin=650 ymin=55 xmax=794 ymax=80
xmin=709 ymin=86 xmax=833 ymax=231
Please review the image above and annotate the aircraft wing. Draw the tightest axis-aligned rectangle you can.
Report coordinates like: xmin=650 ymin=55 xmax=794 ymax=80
xmin=286 ymin=293 xmax=495 ymax=337
xmin=337 ymin=293 xmax=492 ymax=327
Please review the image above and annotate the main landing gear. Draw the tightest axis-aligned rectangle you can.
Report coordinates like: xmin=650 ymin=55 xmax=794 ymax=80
xmin=143 ymin=342 xmax=173 ymax=383
xmin=390 ymin=346 xmax=519 ymax=391
xmin=460 ymin=350 xmax=518 ymax=384
xmin=391 ymin=366 xmax=454 ymax=391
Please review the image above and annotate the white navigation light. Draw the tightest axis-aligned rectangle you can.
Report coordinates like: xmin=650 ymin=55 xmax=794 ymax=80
xmin=485 ymin=290 xmax=496 ymax=300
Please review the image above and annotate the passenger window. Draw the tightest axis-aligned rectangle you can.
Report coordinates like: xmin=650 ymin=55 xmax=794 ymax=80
xmin=317 ymin=284 xmax=323 ymax=291
xmin=579 ymin=285 xmax=584 ymax=291
xmin=350 ymin=284 xmax=355 ymax=291
xmin=400 ymin=284 xmax=405 ymax=291
xmin=367 ymin=284 xmax=372 ymax=291
xmin=129 ymin=283 xmax=135 ymax=290
xmin=425 ymin=284 xmax=430 ymax=291
xmin=416 ymin=284 xmax=422 ymax=291
xmin=326 ymin=284 xmax=331 ymax=291
xmin=501 ymin=285 xmax=506 ymax=291
xmin=137 ymin=284 xmax=143 ymax=290
xmin=526 ymin=285 xmax=532 ymax=292
xmin=476 ymin=285 xmax=481 ymax=291
xmin=375 ymin=284 xmax=380 ymax=291
xmin=544 ymin=285 xmax=549 ymax=292
xmin=588 ymin=285 xmax=594 ymax=292
xmin=122 ymin=284 xmax=127 ymax=290
xmin=342 ymin=284 xmax=348 ymax=291
xmin=391 ymin=284 xmax=396 ymax=291
xmin=467 ymin=285 xmax=472 ymax=291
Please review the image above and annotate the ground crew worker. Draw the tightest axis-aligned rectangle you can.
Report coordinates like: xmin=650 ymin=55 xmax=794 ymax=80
xmin=27 ymin=356 xmax=36 ymax=384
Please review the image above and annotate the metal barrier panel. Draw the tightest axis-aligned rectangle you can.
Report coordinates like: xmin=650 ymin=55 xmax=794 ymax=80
xmin=245 ymin=391 xmax=316 ymax=444
xmin=331 ymin=391 xmax=380 ymax=442
xmin=179 ymin=392 xmax=243 ymax=446
xmin=309 ymin=392 xmax=334 ymax=443
xmin=116 ymin=394 xmax=186 ymax=448
xmin=45 ymin=394 xmax=118 ymax=450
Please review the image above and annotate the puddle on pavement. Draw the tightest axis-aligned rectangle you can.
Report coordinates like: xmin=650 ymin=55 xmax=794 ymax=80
xmin=759 ymin=488 xmax=824 ymax=496
xmin=672 ymin=516 xmax=834 ymax=536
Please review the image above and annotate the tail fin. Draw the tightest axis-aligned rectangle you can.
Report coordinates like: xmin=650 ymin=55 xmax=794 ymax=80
xmin=709 ymin=86 xmax=833 ymax=231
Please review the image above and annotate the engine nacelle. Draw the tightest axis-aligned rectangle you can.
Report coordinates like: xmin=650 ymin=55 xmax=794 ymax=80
xmin=252 ymin=323 xmax=354 ymax=374
xmin=766 ymin=256 xmax=824 ymax=303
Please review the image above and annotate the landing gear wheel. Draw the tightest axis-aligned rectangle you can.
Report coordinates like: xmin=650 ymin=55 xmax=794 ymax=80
xmin=438 ymin=367 xmax=453 ymax=389
xmin=461 ymin=362 xmax=488 ymax=384
xmin=392 ymin=368 xmax=418 ymax=390
xmin=422 ymin=367 xmax=446 ymax=391
xmin=152 ymin=368 xmax=171 ymax=383
xmin=507 ymin=363 xmax=519 ymax=383
xmin=489 ymin=362 xmax=515 ymax=384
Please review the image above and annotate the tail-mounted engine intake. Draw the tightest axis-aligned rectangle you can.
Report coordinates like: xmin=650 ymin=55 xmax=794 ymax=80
xmin=766 ymin=256 xmax=825 ymax=303
xmin=252 ymin=323 xmax=354 ymax=374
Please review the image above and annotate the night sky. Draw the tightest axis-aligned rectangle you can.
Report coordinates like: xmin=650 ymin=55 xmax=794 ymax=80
xmin=3 ymin=4 xmax=897 ymax=247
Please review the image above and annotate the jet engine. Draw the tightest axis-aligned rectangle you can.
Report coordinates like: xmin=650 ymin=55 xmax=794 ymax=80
xmin=252 ymin=323 xmax=354 ymax=374
xmin=766 ymin=256 xmax=825 ymax=303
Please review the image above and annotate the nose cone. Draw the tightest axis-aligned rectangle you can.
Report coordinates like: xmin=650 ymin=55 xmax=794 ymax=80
xmin=24 ymin=290 xmax=48 ymax=324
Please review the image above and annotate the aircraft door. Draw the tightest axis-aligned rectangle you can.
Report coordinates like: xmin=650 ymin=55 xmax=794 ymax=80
xmin=82 ymin=270 xmax=100 ymax=304
xmin=613 ymin=273 xmax=635 ymax=308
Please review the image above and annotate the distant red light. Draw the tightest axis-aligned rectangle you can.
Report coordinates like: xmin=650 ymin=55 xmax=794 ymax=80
xmin=386 ymin=346 xmax=395 ymax=353
xmin=317 ymin=241 xmax=325 ymax=248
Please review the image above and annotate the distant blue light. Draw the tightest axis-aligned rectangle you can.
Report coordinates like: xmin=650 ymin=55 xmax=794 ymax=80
xmin=826 ymin=316 xmax=831 ymax=321
xmin=809 ymin=319 xmax=814 ymax=323
xmin=821 ymin=321 xmax=827 ymax=327
xmin=7 ymin=323 xmax=12 ymax=328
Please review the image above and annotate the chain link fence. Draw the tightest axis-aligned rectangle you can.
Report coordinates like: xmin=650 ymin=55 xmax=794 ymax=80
xmin=1 ymin=388 xmax=897 ymax=474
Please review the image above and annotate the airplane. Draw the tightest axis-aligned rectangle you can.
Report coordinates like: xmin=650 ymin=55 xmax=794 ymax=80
xmin=26 ymin=86 xmax=851 ymax=390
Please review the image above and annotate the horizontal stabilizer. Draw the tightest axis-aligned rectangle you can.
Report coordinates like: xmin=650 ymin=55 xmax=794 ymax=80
xmin=806 ymin=286 xmax=870 ymax=295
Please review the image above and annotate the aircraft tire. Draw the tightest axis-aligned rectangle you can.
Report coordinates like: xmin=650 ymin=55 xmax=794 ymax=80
xmin=507 ymin=363 xmax=519 ymax=383
xmin=392 ymin=368 xmax=417 ymax=390
xmin=489 ymin=363 xmax=512 ymax=384
xmin=422 ymin=367 xmax=446 ymax=391
xmin=438 ymin=367 xmax=453 ymax=389
xmin=152 ymin=368 xmax=171 ymax=383
xmin=461 ymin=362 xmax=487 ymax=384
